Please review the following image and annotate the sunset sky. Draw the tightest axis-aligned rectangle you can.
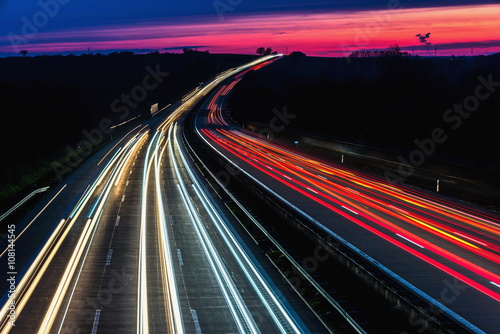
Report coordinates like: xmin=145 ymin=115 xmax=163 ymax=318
xmin=0 ymin=0 xmax=499 ymax=57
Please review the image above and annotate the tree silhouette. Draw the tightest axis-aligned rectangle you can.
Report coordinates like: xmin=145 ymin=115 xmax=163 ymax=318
xmin=416 ymin=33 xmax=431 ymax=55
xmin=387 ymin=44 xmax=401 ymax=55
xmin=256 ymin=47 xmax=273 ymax=56
xmin=20 ymin=50 xmax=28 ymax=57
xmin=416 ymin=33 xmax=431 ymax=45
xmin=347 ymin=44 xmax=409 ymax=58
xmin=289 ymin=51 xmax=306 ymax=57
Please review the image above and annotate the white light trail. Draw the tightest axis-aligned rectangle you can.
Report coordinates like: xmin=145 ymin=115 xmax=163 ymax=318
xmin=170 ymin=124 xmax=258 ymax=334
xmin=173 ymin=122 xmax=301 ymax=333
xmin=154 ymin=128 xmax=184 ymax=333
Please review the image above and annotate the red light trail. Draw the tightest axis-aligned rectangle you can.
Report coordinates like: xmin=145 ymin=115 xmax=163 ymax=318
xmin=198 ymin=68 xmax=500 ymax=303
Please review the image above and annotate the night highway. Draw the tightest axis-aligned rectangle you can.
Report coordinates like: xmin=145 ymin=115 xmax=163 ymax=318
xmin=1 ymin=54 xmax=499 ymax=334
xmin=191 ymin=67 xmax=500 ymax=333
xmin=0 ymin=55 xmax=333 ymax=333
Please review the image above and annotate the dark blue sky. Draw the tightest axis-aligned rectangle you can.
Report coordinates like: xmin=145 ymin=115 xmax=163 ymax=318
xmin=1 ymin=0 xmax=498 ymax=56
xmin=1 ymin=0 xmax=495 ymax=33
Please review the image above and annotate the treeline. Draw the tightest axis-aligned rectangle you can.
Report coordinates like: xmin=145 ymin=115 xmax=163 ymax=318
xmin=228 ymin=53 xmax=500 ymax=169
xmin=347 ymin=49 xmax=411 ymax=58
xmin=0 ymin=52 xmax=256 ymax=209
xmin=348 ymin=44 xmax=411 ymax=58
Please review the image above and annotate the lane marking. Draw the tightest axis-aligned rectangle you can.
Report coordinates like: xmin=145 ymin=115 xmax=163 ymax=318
xmin=490 ymin=281 xmax=500 ymax=289
xmin=396 ymin=234 xmax=425 ymax=249
xmin=341 ymin=205 xmax=359 ymax=215
xmin=91 ymin=310 xmax=101 ymax=334
xmin=306 ymin=187 xmax=318 ymax=194
xmin=191 ymin=309 xmax=202 ymax=334
xmin=106 ymin=249 xmax=113 ymax=267
xmin=177 ymin=249 xmax=184 ymax=267
xmin=115 ymin=216 xmax=121 ymax=227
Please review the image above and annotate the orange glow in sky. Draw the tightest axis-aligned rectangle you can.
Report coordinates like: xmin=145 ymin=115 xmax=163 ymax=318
xmin=2 ymin=4 xmax=499 ymax=56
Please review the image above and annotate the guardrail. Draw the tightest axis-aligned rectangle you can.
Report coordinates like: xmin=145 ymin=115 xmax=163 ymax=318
xmin=182 ymin=128 xmax=366 ymax=333
xmin=0 ymin=186 xmax=49 ymax=222
xmin=184 ymin=114 xmax=483 ymax=333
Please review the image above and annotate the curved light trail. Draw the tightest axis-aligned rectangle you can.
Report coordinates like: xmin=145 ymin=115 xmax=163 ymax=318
xmin=194 ymin=66 xmax=500 ymax=331
xmin=0 ymin=54 xmax=332 ymax=334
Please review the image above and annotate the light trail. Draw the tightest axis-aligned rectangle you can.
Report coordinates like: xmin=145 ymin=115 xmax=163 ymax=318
xmin=0 ymin=54 xmax=287 ymax=333
xmin=201 ymin=128 xmax=500 ymax=300
xmin=194 ymin=114 xmax=487 ymax=333
xmin=0 ymin=184 xmax=67 ymax=258
xmin=195 ymin=70 xmax=500 ymax=311
xmin=174 ymin=124 xmax=302 ymax=333
xmin=154 ymin=127 xmax=184 ymax=333
xmin=213 ymin=126 xmax=500 ymax=252
xmin=1 ymin=144 xmax=122 ymax=333
xmin=0 ymin=218 xmax=67 ymax=333
xmin=227 ymin=128 xmax=500 ymax=253
xmin=137 ymin=130 xmax=161 ymax=334
xmin=97 ymin=124 xmax=144 ymax=166
xmin=38 ymin=131 xmax=146 ymax=333
xmin=169 ymin=124 xmax=260 ymax=334
xmin=0 ymin=127 xmax=145 ymax=333
xmin=56 ymin=131 xmax=148 ymax=334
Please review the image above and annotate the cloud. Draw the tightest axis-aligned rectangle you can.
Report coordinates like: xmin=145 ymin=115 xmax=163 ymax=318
xmin=408 ymin=39 xmax=500 ymax=50
xmin=1 ymin=3 xmax=499 ymax=56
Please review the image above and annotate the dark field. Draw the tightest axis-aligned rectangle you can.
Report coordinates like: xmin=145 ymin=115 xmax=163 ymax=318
xmin=0 ymin=52 xmax=257 ymax=209
xmin=228 ymin=53 xmax=500 ymax=208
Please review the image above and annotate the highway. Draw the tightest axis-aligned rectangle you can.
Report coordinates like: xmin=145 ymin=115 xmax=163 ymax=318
xmin=192 ymin=71 xmax=500 ymax=333
xmin=0 ymin=55 xmax=329 ymax=333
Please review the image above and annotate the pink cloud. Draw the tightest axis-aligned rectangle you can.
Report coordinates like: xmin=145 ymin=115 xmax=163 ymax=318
xmin=2 ymin=4 xmax=499 ymax=56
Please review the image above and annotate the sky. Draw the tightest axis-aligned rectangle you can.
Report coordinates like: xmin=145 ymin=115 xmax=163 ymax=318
xmin=0 ymin=0 xmax=499 ymax=57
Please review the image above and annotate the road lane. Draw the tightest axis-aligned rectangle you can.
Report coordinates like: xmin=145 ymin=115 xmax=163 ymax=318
xmin=193 ymin=72 xmax=500 ymax=333
xmin=1 ymin=54 xmax=329 ymax=333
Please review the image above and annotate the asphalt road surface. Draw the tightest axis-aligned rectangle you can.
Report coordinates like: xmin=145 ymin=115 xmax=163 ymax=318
xmin=0 ymin=55 xmax=330 ymax=334
xmin=192 ymin=71 xmax=500 ymax=334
